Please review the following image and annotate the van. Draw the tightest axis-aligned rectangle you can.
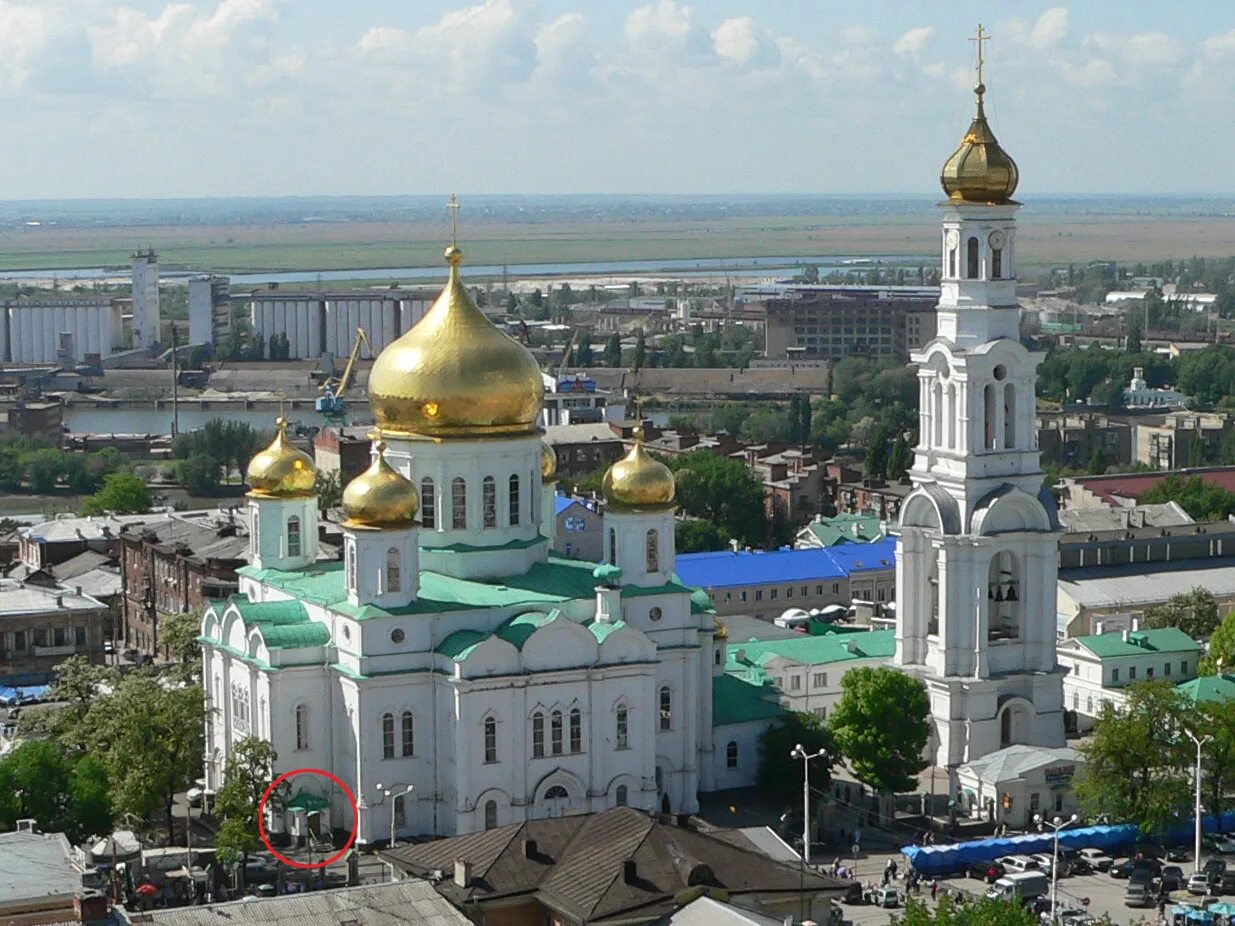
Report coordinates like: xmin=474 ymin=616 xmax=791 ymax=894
xmin=985 ymin=871 xmax=1048 ymax=904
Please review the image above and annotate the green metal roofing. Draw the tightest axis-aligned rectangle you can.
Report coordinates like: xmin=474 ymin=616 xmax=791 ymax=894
xmin=803 ymin=513 xmax=886 ymax=547
xmin=422 ymin=535 xmax=547 ymax=554
xmin=587 ymin=619 xmax=626 ymax=643
xmin=1176 ymin=674 xmax=1235 ymax=705
xmin=495 ymin=610 xmax=557 ymax=649
xmin=286 ymin=791 xmax=331 ymax=812
xmin=689 ymin=587 xmax=716 ymax=615
xmin=713 ymin=674 xmax=789 ymax=726
xmin=1074 ymin=627 xmax=1202 ymax=659
xmin=259 ymin=623 xmax=331 ymax=650
xmin=726 ymin=628 xmax=895 ymax=671
xmin=231 ymin=597 xmax=308 ymax=627
xmin=437 ymin=629 xmax=488 ymax=661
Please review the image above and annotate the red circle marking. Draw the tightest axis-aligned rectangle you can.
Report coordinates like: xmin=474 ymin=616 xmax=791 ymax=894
xmin=257 ymin=768 xmax=359 ymax=870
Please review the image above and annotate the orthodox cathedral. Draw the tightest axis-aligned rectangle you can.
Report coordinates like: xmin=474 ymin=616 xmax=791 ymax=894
xmin=200 ymin=240 xmax=722 ymax=841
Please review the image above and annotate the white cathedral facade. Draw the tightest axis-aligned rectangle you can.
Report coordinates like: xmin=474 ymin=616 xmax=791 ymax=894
xmin=200 ymin=244 xmax=721 ymax=842
xmin=893 ymin=65 xmax=1067 ymax=784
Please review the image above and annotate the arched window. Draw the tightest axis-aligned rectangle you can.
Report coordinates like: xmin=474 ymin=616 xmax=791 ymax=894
xmin=484 ymin=800 xmax=497 ymax=830
xmin=550 ymin=710 xmax=564 ymax=756
xmin=991 ymin=245 xmax=1003 ymax=279
xmin=251 ymin=506 xmax=260 ymax=550
xmin=646 ymin=529 xmax=659 ymax=573
xmin=948 ymin=246 xmax=958 ymax=279
xmin=569 ymin=708 xmax=582 ymax=753
xmin=386 ymin=547 xmax=401 ymax=593
xmin=616 ymin=785 xmax=628 ymax=807
xmin=946 ymin=383 xmax=957 ymax=450
xmin=346 ymin=540 xmax=357 ymax=592
xmin=295 ymin=704 xmax=309 ymax=751
xmin=989 ymin=550 xmax=1021 ymax=640
xmin=966 ymin=236 xmax=980 ymax=279
xmin=381 ymin=712 xmax=395 ymax=759
xmin=451 ymin=477 xmax=467 ymax=530
xmin=1003 ymin=383 xmax=1016 ymax=450
xmin=482 ymin=476 xmax=496 ymax=529
xmin=286 ymin=516 xmax=301 ymax=558
xmin=483 ymin=716 xmax=497 ymax=763
xmin=509 ymin=475 xmax=520 ymax=526
xmin=932 ymin=380 xmax=943 ymax=449
xmin=726 ymin=740 xmax=738 ymax=768
xmin=421 ymin=478 xmax=435 ymax=529
xmin=532 ymin=711 xmax=545 ymax=758
xmin=545 ymin=785 xmax=569 ymax=800
xmin=615 ymin=704 xmax=629 ymax=749
xmin=984 ymin=384 xmax=997 ymax=450
xmin=608 ymin=528 xmax=616 ymax=566
xmin=401 ymin=711 xmax=414 ymax=756
xmin=659 ymin=686 xmax=672 ymax=731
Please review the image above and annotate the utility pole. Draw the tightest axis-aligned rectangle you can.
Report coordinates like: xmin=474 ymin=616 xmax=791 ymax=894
xmin=170 ymin=322 xmax=180 ymax=438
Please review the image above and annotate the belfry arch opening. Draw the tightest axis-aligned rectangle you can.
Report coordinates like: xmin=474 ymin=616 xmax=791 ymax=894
xmin=988 ymin=550 xmax=1021 ymax=641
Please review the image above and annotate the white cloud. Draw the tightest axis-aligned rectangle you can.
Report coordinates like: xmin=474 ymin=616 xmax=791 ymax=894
xmin=1058 ymin=57 xmax=1118 ymax=87
xmin=1028 ymin=7 xmax=1069 ymax=49
xmin=1202 ymin=29 xmax=1235 ymax=58
xmin=841 ymin=25 xmax=876 ymax=46
xmin=893 ymin=26 xmax=934 ymax=59
xmin=625 ymin=0 xmax=694 ymax=52
xmin=534 ymin=12 xmax=590 ymax=78
xmin=712 ymin=17 xmax=758 ymax=65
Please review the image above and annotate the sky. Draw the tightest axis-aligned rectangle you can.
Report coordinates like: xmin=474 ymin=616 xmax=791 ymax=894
xmin=3 ymin=0 xmax=1235 ymax=199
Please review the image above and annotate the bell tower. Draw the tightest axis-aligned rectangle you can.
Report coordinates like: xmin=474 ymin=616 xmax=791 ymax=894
xmin=894 ymin=27 xmax=1065 ymax=780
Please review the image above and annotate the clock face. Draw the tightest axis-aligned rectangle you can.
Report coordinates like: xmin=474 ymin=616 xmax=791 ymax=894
xmin=988 ymin=230 xmax=1006 ymax=249
xmin=945 ymin=229 xmax=960 ymax=250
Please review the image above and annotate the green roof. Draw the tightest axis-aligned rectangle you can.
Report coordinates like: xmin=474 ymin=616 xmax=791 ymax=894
xmin=586 ymin=619 xmax=626 ymax=643
xmin=802 ymin=513 xmax=886 ymax=547
xmin=230 ymin=597 xmax=308 ymax=628
xmin=1176 ymin=674 xmax=1235 ymax=705
xmin=713 ymin=674 xmax=789 ymax=726
xmin=495 ymin=610 xmax=557 ymax=649
xmin=285 ymin=791 xmax=331 ymax=812
xmin=726 ymin=628 xmax=895 ymax=672
xmin=1075 ymin=627 xmax=1202 ymax=659
xmin=215 ymin=596 xmax=328 ymax=651
xmin=437 ymin=630 xmax=488 ymax=661
xmin=259 ymin=623 xmax=331 ymax=649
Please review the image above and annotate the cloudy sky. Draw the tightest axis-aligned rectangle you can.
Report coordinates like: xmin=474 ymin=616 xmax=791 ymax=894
xmin=2 ymin=0 xmax=1232 ymax=199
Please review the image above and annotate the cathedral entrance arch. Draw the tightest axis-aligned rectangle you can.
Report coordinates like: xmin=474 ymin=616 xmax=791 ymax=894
xmin=532 ymin=771 xmax=586 ymax=819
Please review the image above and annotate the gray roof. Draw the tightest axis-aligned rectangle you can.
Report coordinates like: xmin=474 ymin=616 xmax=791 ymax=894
xmin=961 ymin=745 xmax=1081 ymax=783
xmin=544 ymin=422 xmax=621 ymax=445
xmin=730 ymin=827 xmax=800 ymax=864
xmin=0 ymin=580 xmax=109 ymax=617
xmin=1059 ymin=559 xmax=1235 ymax=611
xmin=119 ymin=880 xmax=469 ymax=926
xmin=722 ymin=615 xmax=802 ymax=644
xmin=51 ymin=550 xmax=114 ymax=580
xmin=1060 ymin=502 xmax=1193 ymax=533
xmin=22 ymin=512 xmax=173 ymax=545
xmin=0 ymin=831 xmax=82 ymax=906
xmin=659 ymin=896 xmax=783 ymax=926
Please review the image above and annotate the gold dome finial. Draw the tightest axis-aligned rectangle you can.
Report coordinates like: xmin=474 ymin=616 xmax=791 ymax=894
xmin=342 ymin=440 xmax=420 ymax=528
xmin=368 ymin=196 xmax=545 ymax=438
xmin=602 ymin=427 xmax=676 ymax=511
xmin=541 ymin=440 xmax=558 ymax=482
xmin=940 ymin=24 xmax=1019 ymax=205
xmin=246 ymin=417 xmax=317 ymax=498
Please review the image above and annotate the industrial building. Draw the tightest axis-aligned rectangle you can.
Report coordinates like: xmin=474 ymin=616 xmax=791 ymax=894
xmin=188 ymin=274 xmax=231 ymax=346
xmin=241 ymin=289 xmax=436 ymax=359
xmin=0 ymin=298 xmax=125 ymax=363
xmin=130 ymin=249 xmax=160 ymax=349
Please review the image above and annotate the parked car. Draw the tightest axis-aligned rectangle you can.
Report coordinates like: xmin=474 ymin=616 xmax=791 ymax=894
xmin=1188 ymin=872 xmax=1218 ymax=896
xmin=999 ymin=855 xmax=1040 ymax=873
xmin=1220 ymin=869 xmax=1235 ymax=894
xmin=1125 ymin=881 xmax=1154 ymax=908
xmin=1215 ymin=838 xmax=1235 ymax=855
xmin=1166 ymin=846 xmax=1192 ymax=862
xmin=1059 ymin=848 xmax=1093 ymax=875
xmin=1205 ymin=858 xmax=1227 ymax=879
xmin=863 ymin=885 xmax=900 ymax=908
xmin=1113 ymin=858 xmax=1161 ymax=880
xmin=1160 ymin=866 xmax=1185 ymax=894
xmin=967 ymin=861 xmax=1006 ymax=883
xmin=1030 ymin=853 xmax=1070 ymax=877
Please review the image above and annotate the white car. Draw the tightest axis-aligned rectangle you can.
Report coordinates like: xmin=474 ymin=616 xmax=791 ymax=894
xmin=1030 ymin=853 xmax=1068 ymax=876
xmin=998 ymin=855 xmax=1040 ymax=873
xmin=1078 ymin=848 xmax=1114 ymax=872
xmin=1215 ymin=838 xmax=1235 ymax=855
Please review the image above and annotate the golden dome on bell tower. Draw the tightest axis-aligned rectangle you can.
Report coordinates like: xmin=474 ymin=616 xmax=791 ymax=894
xmin=602 ymin=428 xmax=676 ymax=511
xmin=342 ymin=440 xmax=420 ymax=528
xmin=940 ymin=25 xmax=1019 ymax=205
xmin=541 ymin=441 xmax=558 ymax=482
xmin=246 ymin=417 xmax=317 ymax=498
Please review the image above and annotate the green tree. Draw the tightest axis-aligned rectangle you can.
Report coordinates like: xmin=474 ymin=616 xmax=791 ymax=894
xmin=829 ymin=667 xmax=930 ymax=796
xmin=894 ymin=895 xmax=1038 ymax=926
xmin=1140 ymin=475 xmax=1235 ymax=520
xmin=22 ymin=447 xmax=65 ymax=492
xmin=0 ymin=740 xmax=112 ymax=843
xmin=316 ymin=469 xmax=343 ymax=511
xmin=80 ymin=472 xmax=151 ymax=515
xmin=1142 ymin=587 xmax=1220 ymax=639
xmin=887 ymin=433 xmax=911 ymax=481
xmin=215 ymin=737 xmax=277 ymax=872
xmin=1086 ymin=444 xmax=1110 ymax=475
xmin=603 ymin=333 xmax=622 ymax=368
xmin=756 ymin=712 xmax=834 ymax=804
xmin=667 ymin=451 xmax=768 ymax=545
xmin=675 ymin=518 xmax=731 ymax=553
xmin=1075 ymin=679 xmax=1190 ymax=835
xmin=1195 ymin=698 xmax=1235 ymax=816
xmin=864 ymin=423 xmax=890 ymax=480
xmin=633 ymin=330 xmax=647 ymax=371
xmin=1200 ymin=611 xmax=1235 ymax=675
xmin=160 ymin=611 xmax=203 ymax=667
xmin=68 ymin=755 xmax=115 ymax=844
xmin=176 ymin=452 xmax=222 ymax=496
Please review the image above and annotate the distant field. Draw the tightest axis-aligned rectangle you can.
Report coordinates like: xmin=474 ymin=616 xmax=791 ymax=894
xmin=2 ymin=209 xmax=1234 ymax=274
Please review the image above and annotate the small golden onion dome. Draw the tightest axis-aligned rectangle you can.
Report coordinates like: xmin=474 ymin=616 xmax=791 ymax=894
xmin=246 ymin=417 xmax=317 ymax=498
xmin=940 ymin=85 xmax=1019 ymax=204
xmin=342 ymin=441 xmax=420 ymax=528
xmin=715 ymin=619 xmax=728 ymax=641
xmin=541 ymin=441 xmax=558 ymax=482
xmin=602 ymin=428 xmax=676 ymax=510
xmin=368 ymin=245 xmax=544 ymax=438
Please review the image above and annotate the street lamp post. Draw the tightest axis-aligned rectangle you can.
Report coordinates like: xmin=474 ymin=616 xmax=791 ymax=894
xmin=1184 ymin=728 xmax=1211 ymax=874
xmin=375 ymin=783 xmax=414 ymax=882
xmin=790 ymin=744 xmax=827 ymax=866
xmin=1034 ymin=812 xmax=1077 ymax=920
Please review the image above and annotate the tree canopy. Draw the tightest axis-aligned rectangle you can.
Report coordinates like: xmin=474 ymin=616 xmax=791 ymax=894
xmin=829 ymin=667 xmax=930 ymax=794
xmin=1140 ymin=475 xmax=1235 ymax=521
xmin=756 ymin=711 xmax=834 ymax=804
xmin=0 ymin=739 xmax=112 ymax=843
xmin=80 ymin=472 xmax=151 ymax=515
xmin=1142 ymin=586 xmax=1221 ymax=639
xmin=1200 ymin=610 xmax=1235 ymax=675
xmin=215 ymin=737 xmax=277 ymax=865
xmin=894 ymin=895 xmax=1039 ymax=926
xmin=666 ymin=451 xmax=769 ymax=546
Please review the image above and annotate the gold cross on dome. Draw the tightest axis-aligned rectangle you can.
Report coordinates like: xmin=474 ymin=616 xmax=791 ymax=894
xmin=969 ymin=24 xmax=989 ymax=87
xmin=447 ymin=193 xmax=460 ymax=246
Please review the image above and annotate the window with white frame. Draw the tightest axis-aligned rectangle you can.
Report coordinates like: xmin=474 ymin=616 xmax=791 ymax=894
xmin=382 ymin=712 xmax=395 ymax=759
xmin=401 ymin=711 xmax=414 ymax=756
xmin=659 ymin=687 xmax=672 ymax=731
xmin=295 ymin=704 xmax=310 ymax=751
xmin=615 ymin=705 xmax=629 ymax=749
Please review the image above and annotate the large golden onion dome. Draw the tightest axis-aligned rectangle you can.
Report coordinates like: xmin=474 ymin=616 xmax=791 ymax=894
xmin=541 ymin=441 xmax=557 ymax=482
xmin=246 ymin=417 xmax=317 ymax=498
xmin=940 ymin=83 xmax=1018 ymax=205
xmin=342 ymin=440 xmax=420 ymax=528
xmin=368 ymin=245 xmax=544 ymax=438
xmin=602 ymin=428 xmax=676 ymax=510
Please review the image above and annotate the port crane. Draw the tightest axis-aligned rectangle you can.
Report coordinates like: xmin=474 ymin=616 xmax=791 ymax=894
xmin=316 ymin=327 xmax=369 ymax=425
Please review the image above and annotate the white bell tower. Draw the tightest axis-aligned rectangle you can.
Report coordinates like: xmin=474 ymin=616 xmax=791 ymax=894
xmin=894 ymin=29 xmax=1065 ymax=782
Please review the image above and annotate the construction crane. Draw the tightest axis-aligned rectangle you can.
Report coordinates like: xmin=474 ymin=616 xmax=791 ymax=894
xmin=316 ymin=327 xmax=369 ymax=425
xmin=556 ymin=328 xmax=579 ymax=381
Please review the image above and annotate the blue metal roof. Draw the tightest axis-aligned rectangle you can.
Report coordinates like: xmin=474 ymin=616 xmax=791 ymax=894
xmin=675 ymin=538 xmax=896 ymax=589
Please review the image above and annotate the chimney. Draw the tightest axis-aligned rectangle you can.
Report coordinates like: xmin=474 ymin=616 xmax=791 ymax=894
xmin=1131 ymin=616 xmax=1140 ymax=632
xmin=75 ymin=891 xmax=108 ymax=925
xmin=523 ymin=838 xmax=538 ymax=860
xmin=1121 ymin=629 xmax=1130 ymax=643
xmin=453 ymin=860 xmax=471 ymax=888
xmin=623 ymin=860 xmax=637 ymax=884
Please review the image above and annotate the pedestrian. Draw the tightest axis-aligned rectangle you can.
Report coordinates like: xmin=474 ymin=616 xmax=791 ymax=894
xmin=882 ymin=870 xmax=890 ymax=886
xmin=930 ymin=879 xmax=938 ymax=901
xmin=891 ymin=860 xmax=899 ymax=880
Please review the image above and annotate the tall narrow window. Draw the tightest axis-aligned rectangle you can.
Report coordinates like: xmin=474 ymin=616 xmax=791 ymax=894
xmin=949 ymin=247 xmax=958 ymax=279
xmin=932 ymin=380 xmax=943 ymax=449
xmin=483 ymin=717 xmax=497 ymax=763
xmin=532 ymin=711 xmax=545 ymax=758
xmin=509 ymin=475 xmax=520 ymax=526
xmin=984 ymin=384 xmax=997 ymax=450
xmin=616 ymin=785 xmax=628 ymax=807
xmin=659 ymin=687 xmax=672 ymax=731
xmin=615 ymin=705 xmax=629 ymax=749
xmin=451 ymin=477 xmax=467 ymax=529
xmin=991 ymin=247 xmax=1003 ymax=278
xmin=295 ymin=704 xmax=309 ymax=751
xmin=946 ymin=384 xmax=957 ymax=450
xmin=966 ymin=236 xmax=980 ymax=279
xmin=645 ymin=529 xmax=659 ymax=573
xmin=401 ymin=711 xmax=414 ymax=756
xmin=484 ymin=800 xmax=497 ymax=830
xmin=608 ymin=528 xmax=617 ymax=566
xmin=346 ymin=540 xmax=357 ymax=591
xmin=386 ymin=547 xmax=401 ymax=593
xmin=482 ymin=476 xmax=496 ymax=528
xmin=726 ymin=740 xmax=738 ymax=768
xmin=1003 ymin=383 xmax=1016 ymax=450
xmin=381 ymin=712 xmax=395 ymax=759
xmin=569 ymin=708 xmax=582 ymax=754
xmin=286 ymin=516 xmax=301 ymax=558
xmin=551 ymin=710 xmax=563 ymax=755
xmin=421 ymin=478 xmax=435 ymax=529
